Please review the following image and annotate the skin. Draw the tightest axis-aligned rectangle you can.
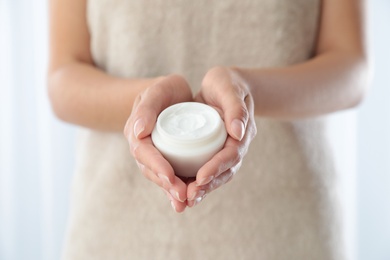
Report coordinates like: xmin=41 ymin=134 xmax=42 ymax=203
xmin=48 ymin=0 xmax=369 ymax=213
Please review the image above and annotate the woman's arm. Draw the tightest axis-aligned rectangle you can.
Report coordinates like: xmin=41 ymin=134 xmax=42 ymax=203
xmin=48 ymin=0 xmax=162 ymax=131
xmin=235 ymin=0 xmax=369 ymax=118
xmin=186 ymin=0 xmax=370 ymax=206
xmin=48 ymin=0 xmax=193 ymax=212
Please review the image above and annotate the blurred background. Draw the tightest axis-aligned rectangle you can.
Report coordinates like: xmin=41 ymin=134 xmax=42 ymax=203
xmin=0 ymin=0 xmax=389 ymax=259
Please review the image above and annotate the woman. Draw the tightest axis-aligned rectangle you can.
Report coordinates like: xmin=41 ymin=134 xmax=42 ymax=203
xmin=48 ymin=0 xmax=368 ymax=259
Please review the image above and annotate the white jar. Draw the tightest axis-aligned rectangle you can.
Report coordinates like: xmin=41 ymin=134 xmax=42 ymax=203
xmin=151 ymin=102 xmax=227 ymax=178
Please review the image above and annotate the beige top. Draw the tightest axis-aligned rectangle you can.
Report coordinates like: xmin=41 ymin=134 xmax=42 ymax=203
xmin=62 ymin=1 xmax=347 ymax=259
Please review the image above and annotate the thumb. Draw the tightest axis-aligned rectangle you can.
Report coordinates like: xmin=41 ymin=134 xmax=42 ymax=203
xmin=200 ymin=67 xmax=250 ymax=141
xmin=129 ymin=75 xmax=193 ymax=140
xmin=230 ymin=118 xmax=246 ymax=141
xmin=222 ymin=94 xmax=249 ymax=141
xmin=128 ymin=89 xmax=164 ymax=140
xmin=124 ymin=103 xmax=158 ymax=141
xmin=133 ymin=114 xmax=155 ymax=140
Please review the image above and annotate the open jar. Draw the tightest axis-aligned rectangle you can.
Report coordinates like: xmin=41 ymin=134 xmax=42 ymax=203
xmin=151 ymin=102 xmax=227 ymax=178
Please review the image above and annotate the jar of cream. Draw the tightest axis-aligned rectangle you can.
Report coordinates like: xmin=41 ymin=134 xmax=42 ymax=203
xmin=151 ymin=102 xmax=227 ymax=178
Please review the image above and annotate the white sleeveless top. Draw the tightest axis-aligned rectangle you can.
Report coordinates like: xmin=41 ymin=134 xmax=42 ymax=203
xmin=62 ymin=1 xmax=348 ymax=259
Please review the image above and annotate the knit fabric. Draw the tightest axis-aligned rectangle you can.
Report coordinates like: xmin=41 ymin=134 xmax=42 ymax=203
xmin=62 ymin=1 xmax=346 ymax=259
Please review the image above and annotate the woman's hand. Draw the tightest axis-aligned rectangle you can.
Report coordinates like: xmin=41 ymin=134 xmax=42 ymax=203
xmin=124 ymin=75 xmax=193 ymax=213
xmin=187 ymin=67 xmax=257 ymax=207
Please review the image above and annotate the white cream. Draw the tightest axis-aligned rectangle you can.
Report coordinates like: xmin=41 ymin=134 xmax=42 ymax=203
xmin=152 ymin=102 xmax=227 ymax=178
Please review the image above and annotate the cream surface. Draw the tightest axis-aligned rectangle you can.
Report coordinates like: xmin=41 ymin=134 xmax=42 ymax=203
xmin=159 ymin=103 xmax=219 ymax=139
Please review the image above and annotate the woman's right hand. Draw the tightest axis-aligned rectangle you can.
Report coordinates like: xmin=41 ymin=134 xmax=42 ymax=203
xmin=124 ymin=75 xmax=193 ymax=213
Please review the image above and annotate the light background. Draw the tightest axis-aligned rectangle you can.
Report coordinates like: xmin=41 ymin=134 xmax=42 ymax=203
xmin=0 ymin=0 xmax=389 ymax=259
xmin=358 ymin=0 xmax=390 ymax=259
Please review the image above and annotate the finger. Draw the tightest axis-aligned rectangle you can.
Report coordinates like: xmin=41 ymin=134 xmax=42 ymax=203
xmin=137 ymin=160 xmax=187 ymax=203
xmin=203 ymin=164 xmax=240 ymax=192
xmin=186 ymin=181 xmax=207 ymax=207
xmin=132 ymin=136 xmax=176 ymax=183
xmin=163 ymin=189 xmax=187 ymax=213
xmin=222 ymin=90 xmax=250 ymax=141
xmin=201 ymin=71 xmax=250 ymax=141
xmin=130 ymin=75 xmax=193 ymax=139
xmin=130 ymin=87 xmax=165 ymax=139
xmin=137 ymin=161 xmax=178 ymax=192
xmin=139 ymin=163 xmax=186 ymax=209
xmin=187 ymin=168 xmax=237 ymax=208
xmin=137 ymin=162 xmax=164 ymax=187
xmin=194 ymin=92 xmax=205 ymax=103
xmin=170 ymin=175 xmax=188 ymax=203
xmin=195 ymin=136 xmax=244 ymax=186
xmin=133 ymin=137 xmax=187 ymax=202
xmin=194 ymin=104 xmax=256 ymax=187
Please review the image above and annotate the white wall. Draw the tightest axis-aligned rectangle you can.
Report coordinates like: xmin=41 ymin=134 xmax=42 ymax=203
xmin=357 ymin=1 xmax=390 ymax=259
xmin=0 ymin=1 xmax=76 ymax=259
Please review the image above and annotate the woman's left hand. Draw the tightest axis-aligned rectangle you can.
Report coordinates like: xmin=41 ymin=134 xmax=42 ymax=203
xmin=187 ymin=67 xmax=257 ymax=207
xmin=124 ymin=74 xmax=193 ymax=213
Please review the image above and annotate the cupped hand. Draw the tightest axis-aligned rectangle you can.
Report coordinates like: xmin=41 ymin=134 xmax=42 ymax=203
xmin=187 ymin=66 xmax=257 ymax=207
xmin=124 ymin=74 xmax=193 ymax=213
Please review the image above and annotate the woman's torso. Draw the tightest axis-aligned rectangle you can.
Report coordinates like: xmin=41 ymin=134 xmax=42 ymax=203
xmin=62 ymin=1 xmax=347 ymax=259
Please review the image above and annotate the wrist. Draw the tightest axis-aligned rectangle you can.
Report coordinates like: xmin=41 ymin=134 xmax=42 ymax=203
xmin=228 ymin=66 xmax=254 ymax=98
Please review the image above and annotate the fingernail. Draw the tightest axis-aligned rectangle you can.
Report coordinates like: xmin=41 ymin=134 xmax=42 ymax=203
xmin=158 ymin=173 xmax=173 ymax=186
xmin=170 ymin=189 xmax=185 ymax=202
xmin=196 ymin=175 xmax=214 ymax=186
xmin=192 ymin=196 xmax=204 ymax=207
xmin=134 ymin=118 xmax=145 ymax=139
xmin=189 ymin=189 xmax=206 ymax=201
xmin=231 ymin=119 xmax=245 ymax=141
xmin=170 ymin=201 xmax=177 ymax=212
xmin=136 ymin=161 xmax=145 ymax=171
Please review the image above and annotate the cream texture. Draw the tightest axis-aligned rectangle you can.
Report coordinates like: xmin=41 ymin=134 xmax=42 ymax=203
xmin=159 ymin=103 xmax=217 ymax=139
xmin=61 ymin=1 xmax=348 ymax=259
xmin=164 ymin=112 xmax=207 ymax=137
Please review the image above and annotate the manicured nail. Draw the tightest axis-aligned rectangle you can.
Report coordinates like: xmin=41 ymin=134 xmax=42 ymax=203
xmin=158 ymin=173 xmax=173 ymax=186
xmin=196 ymin=175 xmax=214 ymax=186
xmin=134 ymin=118 xmax=145 ymax=138
xmin=189 ymin=189 xmax=206 ymax=201
xmin=170 ymin=189 xmax=185 ymax=202
xmin=231 ymin=119 xmax=245 ymax=141
xmin=193 ymin=196 xmax=204 ymax=207
xmin=170 ymin=201 xmax=177 ymax=212
xmin=194 ymin=196 xmax=204 ymax=206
